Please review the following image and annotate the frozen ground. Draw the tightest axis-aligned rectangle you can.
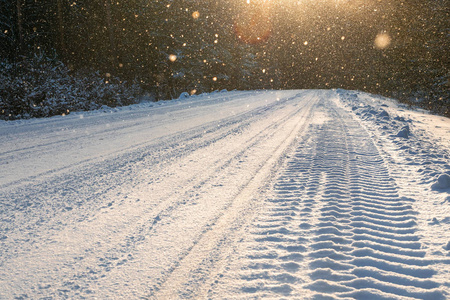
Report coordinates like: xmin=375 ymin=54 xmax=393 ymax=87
xmin=0 ymin=89 xmax=449 ymax=299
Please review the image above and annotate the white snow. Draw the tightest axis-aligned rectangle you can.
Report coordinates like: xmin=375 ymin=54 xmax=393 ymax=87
xmin=0 ymin=89 xmax=449 ymax=299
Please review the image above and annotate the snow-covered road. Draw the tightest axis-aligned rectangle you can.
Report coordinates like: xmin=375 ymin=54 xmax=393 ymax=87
xmin=1 ymin=90 xmax=449 ymax=299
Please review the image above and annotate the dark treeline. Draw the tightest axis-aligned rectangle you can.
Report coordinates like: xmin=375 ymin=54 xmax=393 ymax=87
xmin=0 ymin=0 xmax=448 ymax=119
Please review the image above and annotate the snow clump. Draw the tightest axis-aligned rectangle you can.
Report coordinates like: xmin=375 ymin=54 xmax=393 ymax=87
xmin=178 ymin=92 xmax=190 ymax=99
xmin=396 ymin=125 xmax=410 ymax=138
xmin=431 ymin=174 xmax=450 ymax=190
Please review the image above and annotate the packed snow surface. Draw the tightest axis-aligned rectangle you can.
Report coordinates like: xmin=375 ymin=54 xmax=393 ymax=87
xmin=1 ymin=89 xmax=449 ymax=299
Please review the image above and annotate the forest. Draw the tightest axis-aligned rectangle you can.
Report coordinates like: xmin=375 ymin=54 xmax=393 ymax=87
xmin=0 ymin=0 xmax=448 ymax=119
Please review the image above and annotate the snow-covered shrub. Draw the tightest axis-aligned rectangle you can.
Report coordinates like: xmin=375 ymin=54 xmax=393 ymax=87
xmin=0 ymin=54 xmax=142 ymax=120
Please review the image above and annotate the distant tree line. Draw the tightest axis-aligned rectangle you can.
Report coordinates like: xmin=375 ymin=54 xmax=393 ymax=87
xmin=0 ymin=0 xmax=448 ymax=119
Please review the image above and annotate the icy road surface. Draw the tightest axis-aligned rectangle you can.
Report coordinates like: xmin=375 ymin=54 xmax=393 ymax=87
xmin=1 ymin=90 xmax=449 ymax=299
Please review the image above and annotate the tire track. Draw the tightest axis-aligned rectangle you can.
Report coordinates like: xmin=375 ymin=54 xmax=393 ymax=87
xmin=0 ymin=91 xmax=285 ymax=190
xmin=140 ymin=92 xmax=318 ymax=299
xmin=0 ymin=91 xmax=295 ymax=239
xmin=0 ymin=91 xmax=312 ymax=299
xmin=215 ymin=96 xmax=448 ymax=299
xmin=71 ymin=91 xmax=311 ymax=296
xmin=0 ymin=92 xmax=257 ymax=158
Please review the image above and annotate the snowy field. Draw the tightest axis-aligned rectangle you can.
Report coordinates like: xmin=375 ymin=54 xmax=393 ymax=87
xmin=0 ymin=89 xmax=449 ymax=299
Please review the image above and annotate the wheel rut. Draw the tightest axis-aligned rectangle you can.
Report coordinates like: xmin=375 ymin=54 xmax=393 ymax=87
xmin=0 ymin=91 xmax=316 ymax=299
xmin=214 ymin=98 xmax=448 ymax=299
xmin=149 ymin=92 xmax=319 ymax=299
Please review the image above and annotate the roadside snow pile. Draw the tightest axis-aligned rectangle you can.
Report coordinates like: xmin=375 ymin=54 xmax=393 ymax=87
xmin=336 ymin=89 xmax=450 ymax=193
xmin=342 ymin=91 xmax=413 ymax=139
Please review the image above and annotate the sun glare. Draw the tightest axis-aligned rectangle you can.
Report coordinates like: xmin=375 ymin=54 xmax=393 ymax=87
xmin=234 ymin=0 xmax=274 ymax=44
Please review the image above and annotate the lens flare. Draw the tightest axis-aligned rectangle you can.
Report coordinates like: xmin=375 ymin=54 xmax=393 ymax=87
xmin=234 ymin=1 xmax=273 ymax=44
